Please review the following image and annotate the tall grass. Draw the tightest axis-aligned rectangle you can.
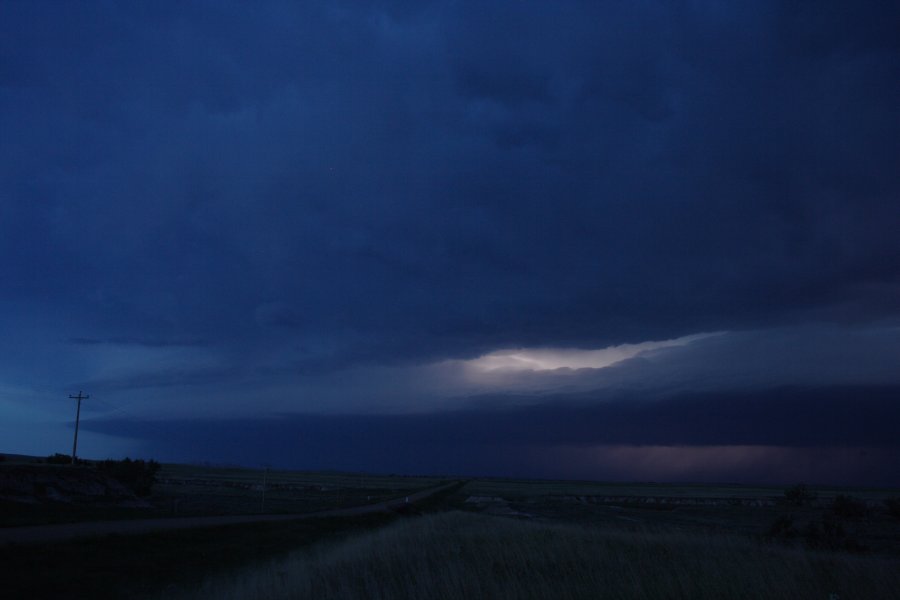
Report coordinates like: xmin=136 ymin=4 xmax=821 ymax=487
xmin=169 ymin=511 xmax=900 ymax=600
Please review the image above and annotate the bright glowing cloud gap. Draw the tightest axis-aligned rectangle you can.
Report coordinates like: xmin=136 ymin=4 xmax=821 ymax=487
xmin=468 ymin=333 xmax=720 ymax=372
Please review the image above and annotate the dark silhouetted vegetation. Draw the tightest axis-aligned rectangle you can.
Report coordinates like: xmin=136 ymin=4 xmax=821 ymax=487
xmin=45 ymin=453 xmax=74 ymax=465
xmin=831 ymin=494 xmax=867 ymax=519
xmin=96 ymin=457 xmax=161 ymax=496
xmin=765 ymin=514 xmax=800 ymax=541
xmin=767 ymin=496 xmax=869 ymax=554
xmin=885 ymin=497 xmax=900 ymax=519
xmin=803 ymin=515 xmax=867 ymax=553
xmin=782 ymin=483 xmax=816 ymax=506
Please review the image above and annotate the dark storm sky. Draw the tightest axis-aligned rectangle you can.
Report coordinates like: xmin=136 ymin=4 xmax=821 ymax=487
xmin=1 ymin=1 xmax=898 ymax=484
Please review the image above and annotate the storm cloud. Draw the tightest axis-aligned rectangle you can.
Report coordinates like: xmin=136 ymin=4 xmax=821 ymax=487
xmin=1 ymin=1 xmax=898 ymax=483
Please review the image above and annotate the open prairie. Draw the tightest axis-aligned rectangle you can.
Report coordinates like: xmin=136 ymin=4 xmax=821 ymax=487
xmin=451 ymin=478 xmax=900 ymax=554
xmin=2 ymin=461 xmax=899 ymax=599
xmin=166 ymin=510 xmax=900 ymax=600
xmin=164 ymin=478 xmax=900 ymax=599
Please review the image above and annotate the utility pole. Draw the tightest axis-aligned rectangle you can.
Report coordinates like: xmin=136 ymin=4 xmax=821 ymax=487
xmin=69 ymin=391 xmax=89 ymax=465
xmin=260 ymin=465 xmax=270 ymax=513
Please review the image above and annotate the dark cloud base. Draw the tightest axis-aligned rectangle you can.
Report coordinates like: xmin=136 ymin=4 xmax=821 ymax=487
xmin=2 ymin=2 xmax=898 ymax=484
xmin=83 ymin=385 xmax=900 ymax=486
xmin=3 ymin=1 xmax=899 ymax=369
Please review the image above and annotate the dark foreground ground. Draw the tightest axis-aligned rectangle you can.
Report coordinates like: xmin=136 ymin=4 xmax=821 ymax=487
xmin=1 ymin=456 xmax=898 ymax=599
xmin=0 ymin=480 xmax=458 ymax=545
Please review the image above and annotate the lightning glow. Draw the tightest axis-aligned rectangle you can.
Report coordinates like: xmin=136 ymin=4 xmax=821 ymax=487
xmin=466 ymin=333 xmax=721 ymax=373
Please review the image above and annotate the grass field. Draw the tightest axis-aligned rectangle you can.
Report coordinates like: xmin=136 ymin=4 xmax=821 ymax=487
xmin=3 ymin=458 xmax=898 ymax=599
xmin=450 ymin=478 xmax=900 ymax=556
xmin=166 ymin=511 xmax=900 ymax=600
xmin=458 ymin=477 xmax=900 ymax=502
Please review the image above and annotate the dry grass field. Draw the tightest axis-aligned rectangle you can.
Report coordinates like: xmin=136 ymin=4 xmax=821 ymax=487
xmin=153 ymin=476 xmax=900 ymax=599
xmin=449 ymin=478 xmax=900 ymax=555
xmin=166 ymin=510 xmax=900 ymax=600
xmin=4 ymin=458 xmax=898 ymax=599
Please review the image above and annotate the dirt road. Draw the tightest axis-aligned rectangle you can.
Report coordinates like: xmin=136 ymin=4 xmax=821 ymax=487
xmin=0 ymin=481 xmax=460 ymax=546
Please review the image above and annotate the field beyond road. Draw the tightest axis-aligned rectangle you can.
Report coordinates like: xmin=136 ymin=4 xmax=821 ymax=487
xmin=168 ymin=510 xmax=900 ymax=600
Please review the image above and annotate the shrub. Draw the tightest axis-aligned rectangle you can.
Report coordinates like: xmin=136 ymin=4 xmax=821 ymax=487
xmin=803 ymin=515 xmax=866 ymax=553
xmin=885 ymin=497 xmax=900 ymax=519
xmin=96 ymin=458 xmax=161 ymax=496
xmin=783 ymin=484 xmax=816 ymax=507
xmin=831 ymin=495 xmax=867 ymax=519
xmin=765 ymin=515 xmax=799 ymax=542
xmin=46 ymin=453 xmax=74 ymax=465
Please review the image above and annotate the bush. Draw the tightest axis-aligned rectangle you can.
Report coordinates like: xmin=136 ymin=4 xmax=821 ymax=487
xmin=96 ymin=458 xmax=160 ymax=496
xmin=803 ymin=515 xmax=866 ymax=553
xmin=46 ymin=453 xmax=74 ymax=465
xmin=783 ymin=484 xmax=816 ymax=507
xmin=831 ymin=495 xmax=867 ymax=519
xmin=885 ymin=497 xmax=900 ymax=519
xmin=765 ymin=515 xmax=799 ymax=541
